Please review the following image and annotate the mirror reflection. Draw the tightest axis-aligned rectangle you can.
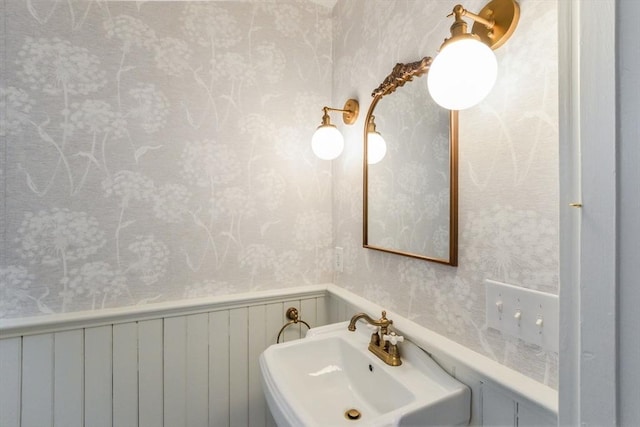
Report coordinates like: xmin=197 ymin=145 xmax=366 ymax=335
xmin=363 ymin=57 xmax=458 ymax=265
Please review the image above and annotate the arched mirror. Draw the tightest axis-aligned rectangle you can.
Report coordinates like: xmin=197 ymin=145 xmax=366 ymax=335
xmin=363 ymin=57 xmax=458 ymax=265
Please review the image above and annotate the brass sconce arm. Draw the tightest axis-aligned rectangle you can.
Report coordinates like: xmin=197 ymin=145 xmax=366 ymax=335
xmin=318 ymin=100 xmax=359 ymax=126
xmin=450 ymin=4 xmax=495 ymax=31
xmin=442 ymin=0 xmax=520 ymax=50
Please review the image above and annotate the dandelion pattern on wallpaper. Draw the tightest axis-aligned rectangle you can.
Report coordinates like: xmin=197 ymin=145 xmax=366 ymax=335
xmin=332 ymin=0 xmax=559 ymax=387
xmin=1 ymin=0 xmax=333 ymax=318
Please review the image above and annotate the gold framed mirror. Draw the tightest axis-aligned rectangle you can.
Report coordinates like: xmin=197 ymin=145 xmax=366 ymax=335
xmin=363 ymin=57 xmax=459 ymax=265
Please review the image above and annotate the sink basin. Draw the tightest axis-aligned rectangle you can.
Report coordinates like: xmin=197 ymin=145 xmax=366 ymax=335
xmin=259 ymin=321 xmax=470 ymax=426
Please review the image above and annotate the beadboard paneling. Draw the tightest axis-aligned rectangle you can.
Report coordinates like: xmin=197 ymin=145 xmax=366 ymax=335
xmin=113 ymin=323 xmax=138 ymax=427
xmin=54 ymin=330 xmax=83 ymax=427
xmin=209 ymin=310 xmax=230 ymax=427
xmin=138 ymin=319 xmax=164 ymax=427
xmin=0 ymin=285 xmax=557 ymax=426
xmin=85 ymin=326 xmax=113 ymax=427
xmin=0 ymin=290 xmax=327 ymax=427
xmin=0 ymin=338 xmax=21 ymax=427
xmin=22 ymin=334 xmax=54 ymax=427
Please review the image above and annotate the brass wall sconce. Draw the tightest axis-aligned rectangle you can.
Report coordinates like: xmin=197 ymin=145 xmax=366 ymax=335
xmin=311 ymin=99 xmax=359 ymax=160
xmin=427 ymin=0 xmax=520 ymax=110
xmin=365 ymin=115 xmax=387 ymax=165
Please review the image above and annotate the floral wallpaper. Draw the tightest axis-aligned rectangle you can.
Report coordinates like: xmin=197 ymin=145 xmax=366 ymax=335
xmin=332 ymin=0 xmax=560 ymax=388
xmin=1 ymin=0 xmax=333 ymax=318
xmin=2 ymin=0 xmax=560 ymax=390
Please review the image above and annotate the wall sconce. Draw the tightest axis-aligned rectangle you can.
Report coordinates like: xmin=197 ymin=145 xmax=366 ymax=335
xmin=311 ymin=99 xmax=359 ymax=160
xmin=427 ymin=0 xmax=520 ymax=110
xmin=366 ymin=115 xmax=387 ymax=165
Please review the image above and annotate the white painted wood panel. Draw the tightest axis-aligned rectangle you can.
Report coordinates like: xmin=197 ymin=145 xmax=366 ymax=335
xmin=0 ymin=289 xmax=555 ymax=427
xmin=113 ymin=322 xmax=138 ymax=427
xmin=138 ymin=319 xmax=163 ymax=427
xmin=328 ymin=294 xmax=352 ymax=323
xmin=576 ymin=0 xmax=617 ymax=422
xmin=482 ymin=386 xmax=516 ymax=427
xmin=229 ymin=308 xmax=248 ymax=427
xmin=518 ymin=401 xmax=557 ymax=427
xmin=0 ymin=337 xmax=21 ymax=427
xmin=186 ymin=314 xmax=209 ymax=427
xmin=558 ymin=1 xmax=618 ymax=425
xmin=328 ymin=294 xmax=339 ymax=323
xmin=300 ymin=298 xmax=317 ymax=334
xmin=618 ymin=4 xmax=640 ymax=427
xmin=84 ymin=326 xmax=112 ymax=427
xmin=209 ymin=310 xmax=230 ymax=427
xmin=164 ymin=316 xmax=187 ymax=427
xmin=248 ymin=305 xmax=267 ymax=427
xmin=22 ymin=334 xmax=53 ymax=427
xmin=0 ymin=291 xmax=329 ymax=427
xmin=265 ymin=302 xmax=283 ymax=346
xmin=316 ymin=295 xmax=328 ymax=327
xmin=53 ymin=330 xmax=83 ymax=427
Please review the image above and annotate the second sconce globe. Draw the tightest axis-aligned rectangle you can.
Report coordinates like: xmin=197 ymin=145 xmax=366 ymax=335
xmin=311 ymin=99 xmax=359 ymax=160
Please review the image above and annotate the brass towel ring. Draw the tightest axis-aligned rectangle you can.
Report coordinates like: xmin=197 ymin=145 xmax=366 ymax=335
xmin=276 ymin=307 xmax=311 ymax=343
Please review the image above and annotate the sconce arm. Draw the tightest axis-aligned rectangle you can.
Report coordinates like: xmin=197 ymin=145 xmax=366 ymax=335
xmin=444 ymin=0 xmax=520 ymax=50
xmin=452 ymin=4 xmax=495 ymax=30
xmin=319 ymin=99 xmax=359 ymax=125
xmin=323 ymin=106 xmax=346 ymax=114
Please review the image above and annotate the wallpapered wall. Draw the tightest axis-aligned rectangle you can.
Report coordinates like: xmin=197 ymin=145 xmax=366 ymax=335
xmin=332 ymin=0 xmax=559 ymax=387
xmin=0 ymin=0 xmax=333 ymax=317
xmin=1 ymin=0 xmax=560 ymax=389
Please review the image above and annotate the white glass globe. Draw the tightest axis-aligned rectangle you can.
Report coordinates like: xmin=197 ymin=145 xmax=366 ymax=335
xmin=367 ymin=131 xmax=387 ymax=165
xmin=311 ymin=124 xmax=344 ymax=160
xmin=427 ymin=37 xmax=498 ymax=110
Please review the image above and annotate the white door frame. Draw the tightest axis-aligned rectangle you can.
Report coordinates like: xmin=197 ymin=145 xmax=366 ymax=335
xmin=558 ymin=1 xmax=617 ymax=425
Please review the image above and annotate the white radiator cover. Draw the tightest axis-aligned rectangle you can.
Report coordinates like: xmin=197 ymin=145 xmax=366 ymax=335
xmin=0 ymin=284 xmax=557 ymax=427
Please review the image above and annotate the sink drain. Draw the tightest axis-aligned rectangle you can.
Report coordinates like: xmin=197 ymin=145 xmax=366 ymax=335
xmin=345 ymin=408 xmax=362 ymax=420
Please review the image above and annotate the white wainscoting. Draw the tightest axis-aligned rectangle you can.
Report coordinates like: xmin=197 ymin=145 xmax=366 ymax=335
xmin=0 ymin=286 xmax=328 ymax=427
xmin=326 ymin=286 xmax=558 ymax=427
xmin=0 ymin=284 xmax=557 ymax=427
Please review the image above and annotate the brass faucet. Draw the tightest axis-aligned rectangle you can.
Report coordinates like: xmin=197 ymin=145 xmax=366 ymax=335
xmin=347 ymin=311 xmax=403 ymax=366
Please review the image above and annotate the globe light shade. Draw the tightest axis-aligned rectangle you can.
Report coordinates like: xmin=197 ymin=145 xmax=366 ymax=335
xmin=311 ymin=124 xmax=344 ymax=160
xmin=367 ymin=131 xmax=387 ymax=165
xmin=427 ymin=37 xmax=498 ymax=110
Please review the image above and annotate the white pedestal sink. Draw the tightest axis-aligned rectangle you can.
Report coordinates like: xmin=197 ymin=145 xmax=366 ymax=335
xmin=260 ymin=321 xmax=471 ymax=426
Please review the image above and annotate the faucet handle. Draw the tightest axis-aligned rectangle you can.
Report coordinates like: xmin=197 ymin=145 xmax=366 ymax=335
xmin=383 ymin=332 xmax=404 ymax=346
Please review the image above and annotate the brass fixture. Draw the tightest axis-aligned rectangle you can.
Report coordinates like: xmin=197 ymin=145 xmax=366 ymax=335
xmin=428 ymin=0 xmax=520 ymax=110
xmin=569 ymin=202 xmax=583 ymax=208
xmin=364 ymin=56 xmax=459 ymax=265
xmin=371 ymin=56 xmax=432 ymax=98
xmin=311 ymin=99 xmax=360 ymax=160
xmin=276 ymin=307 xmax=311 ymax=343
xmin=348 ymin=311 xmax=403 ymax=366
xmin=345 ymin=408 xmax=362 ymax=420
xmin=443 ymin=0 xmax=520 ymax=51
